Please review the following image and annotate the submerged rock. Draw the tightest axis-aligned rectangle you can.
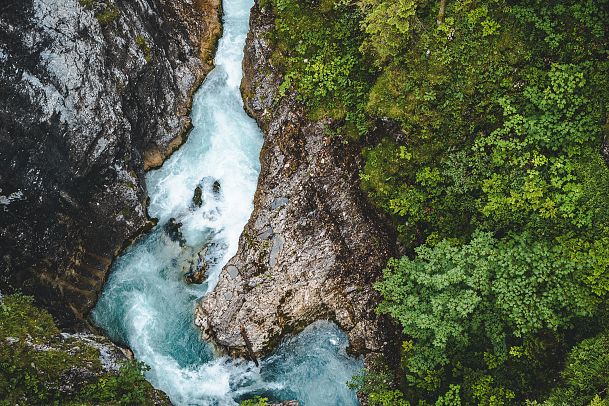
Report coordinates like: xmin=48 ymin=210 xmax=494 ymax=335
xmin=191 ymin=177 xmax=222 ymax=209
xmin=196 ymin=2 xmax=396 ymax=359
xmin=164 ymin=218 xmax=186 ymax=247
xmin=185 ymin=249 xmax=209 ymax=284
xmin=193 ymin=186 xmax=204 ymax=207
xmin=0 ymin=0 xmax=221 ymax=325
xmin=185 ymin=269 xmax=206 ymax=284
xmin=213 ymin=180 xmax=222 ymax=196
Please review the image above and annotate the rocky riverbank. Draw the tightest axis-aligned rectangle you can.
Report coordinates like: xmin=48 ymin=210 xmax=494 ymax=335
xmin=0 ymin=0 xmax=221 ymax=326
xmin=0 ymin=292 xmax=170 ymax=403
xmin=195 ymin=0 xmax=397 ymax=359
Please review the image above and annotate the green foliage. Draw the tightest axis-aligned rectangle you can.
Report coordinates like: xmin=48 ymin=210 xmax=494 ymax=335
xmin=265 ymin=0 xmax=374 ymax=137
xmin=473 ymin=64 xmax=606 ymax=232
xmin=563 ymin=235 xmax=609 ymax=296
xmin=348 ymin=361 xmax=411 ymax=406
xmin=263 ymin=0 xmax=609 ymax=403
xmin=0 ymin=294 xmax=164 ymax=405
xmin=359 ymin=0 xmax=419 ymax=63
xmin=435 ymin=385 xmax=462 ymax=406
xmin=96 ymin=4 xmax=120 ymax=25
xmin=588 ymin=395 xmax=609 ymax=406
xmin=136 ymin=35 xmax=152 ymax=63
xmin=79 ymin=361 xmax=152 ymax=405
xmin=546 ymin=332 xmax=609 ymax=405
xmin=0 ymin=294 xmax=70 ymax=404
xmin=359 ymin=0 xmax=609 ymax=246
xmin=78 ymin=0 xmax=95 ymax=9
xmin=78 ymin=0 xmax=121 ymax=25
xmin=469 ymin=376 xmax=514 ymax=406
xmin=376 ymin=232 xmax=595 ymax=380
xmin=240 ymin=396 xmax=270 ymax=406
xmin=0 ymin=293 xmax=59 ymax=340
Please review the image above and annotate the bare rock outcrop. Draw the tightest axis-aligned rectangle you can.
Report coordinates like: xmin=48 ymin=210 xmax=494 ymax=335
xmin=196 ymin=1 xmax=396 ymax=358
xmin=0 ymin=0 xmax=221 ymax=326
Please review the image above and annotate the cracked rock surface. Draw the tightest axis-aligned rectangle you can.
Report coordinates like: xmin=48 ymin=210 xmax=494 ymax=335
xmin=0 ymin=0 xmax=220 ymax=326
xmin=196 ymin=1 xmax=397 ymax=358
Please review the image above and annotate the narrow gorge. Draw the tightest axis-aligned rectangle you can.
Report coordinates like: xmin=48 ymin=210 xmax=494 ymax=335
xmin=4 ymin=0 xmax=608 ymax=405
xmin=91 ymin=0 xmax=371 ymax=403
xmin=196 ymin=1 xmax=396 ymax=360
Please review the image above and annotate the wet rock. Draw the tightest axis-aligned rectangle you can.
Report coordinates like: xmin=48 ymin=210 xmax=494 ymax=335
xmin=185 ymin=268 xmax=206 ymax=284
xmin=184 ymin=263 xmax=209 ymax=285
xmin=0 ymin=0 xmax=222 ymax=326
xmin=196 ymin=1 xmax=397 ymax=359
xmin=58 ymin=332 xmax=128 ymax=374
xmin=185 ymin=250 xmax=209 ymax=285
xmin=200 ymin=240 xmax=229 ymax=274
xmin=227 ymin=265 xmax=240 ymax=279
xmin=257 ymin=225 xmax=274 ymax=240
xmin=213 ymin=180 xmax=222 ymax=196
xmin=193 ymin=186 xmax=203 ymax=207
xmin=268 ymin=235 xmax=284 ymax=268
xmin=194 ymin=177 xmax=222 ymax=207
xmin=164 ymin=218 xmax=186 ymax=247
xmin=38 ymin=332 xmax=168 ymax=403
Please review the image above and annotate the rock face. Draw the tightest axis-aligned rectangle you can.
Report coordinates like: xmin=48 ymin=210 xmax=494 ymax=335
xmin=0 ymin=0 xmax=221 ymax=326
xmin=195 ymin=1 xmax=396 ymax=358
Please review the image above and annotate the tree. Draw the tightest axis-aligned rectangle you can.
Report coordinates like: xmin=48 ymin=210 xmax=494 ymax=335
xmin=437 ymin=0 xmax=446 ymax=24
xmin=359 ymin=0 xmax=419 ymax=63
xmin=546 ymin=331 xmax=609 ymax=405
xmin=375 ymin=232 xmax=595 ymax=381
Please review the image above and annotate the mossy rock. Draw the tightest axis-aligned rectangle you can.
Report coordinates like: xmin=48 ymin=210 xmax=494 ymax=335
xmin=0 ymin=294 xmax=170 ymax=405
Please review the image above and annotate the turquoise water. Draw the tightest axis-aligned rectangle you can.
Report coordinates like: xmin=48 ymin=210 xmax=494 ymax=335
xmin=91 ymin=0 xmax=362 ymax=404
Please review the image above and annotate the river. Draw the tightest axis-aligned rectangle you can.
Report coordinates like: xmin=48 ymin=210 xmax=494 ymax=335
xmin=91 ymin=0 xmax=362 ymax=404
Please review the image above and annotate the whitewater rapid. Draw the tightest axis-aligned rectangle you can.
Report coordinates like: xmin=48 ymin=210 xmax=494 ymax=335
xmin=91 ymin=0 xmax=362 ymax=404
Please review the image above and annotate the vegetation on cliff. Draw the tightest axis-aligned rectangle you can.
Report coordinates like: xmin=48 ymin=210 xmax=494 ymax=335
xmin=0 ymin=294 xmax=167 ymax=405
xmin=259 ymin=0 xmax=609 ymax=403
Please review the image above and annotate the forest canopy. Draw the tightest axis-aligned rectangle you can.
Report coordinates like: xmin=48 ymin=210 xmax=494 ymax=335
xmin=261 ymin=0 xmax=609 ymax=403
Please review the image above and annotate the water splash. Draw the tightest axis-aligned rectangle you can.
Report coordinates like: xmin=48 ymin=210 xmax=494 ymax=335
xmin=91 ymin=0 xmax=362 ymax=404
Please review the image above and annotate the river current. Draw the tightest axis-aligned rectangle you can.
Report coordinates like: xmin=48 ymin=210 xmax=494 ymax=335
xmin=91 ymin=0 xmax=362 ymax=404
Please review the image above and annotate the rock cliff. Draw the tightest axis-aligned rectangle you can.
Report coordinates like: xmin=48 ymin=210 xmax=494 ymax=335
xmin=196 ymin=1 xmax=396 ymax=358
xmin=0 ymin=0 xmax=221 ymax=326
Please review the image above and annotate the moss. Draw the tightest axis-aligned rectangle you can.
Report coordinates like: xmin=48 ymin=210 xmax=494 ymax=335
xmin=78 ymin=0 xmax=121 ymax=25
xmin=265 ymin=0 xmax=373 ymax=139
xmin=135 ymin=35 xmax=152 ymax=63
xmin=116 ymin=78 xmax=125 ymax=93
xmin=78 ymin=0 xmax=95 ymax=10
xmin=0 ymin=294 xmax=168 ymax=405
xmin=96 ymin=4 xmax=120 ymax=25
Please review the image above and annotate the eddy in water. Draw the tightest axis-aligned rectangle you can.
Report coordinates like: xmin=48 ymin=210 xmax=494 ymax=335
xmin=91 ymin=0 xmax=362 ymax=404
